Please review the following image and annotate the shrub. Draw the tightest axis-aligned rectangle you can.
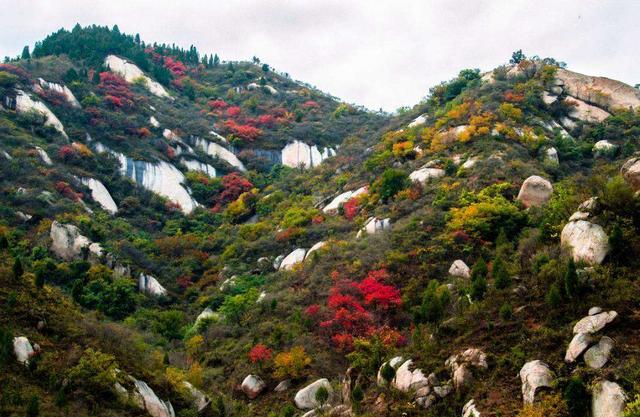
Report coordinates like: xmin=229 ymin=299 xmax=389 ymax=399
xmin=26 ymin=395 xmax=40 ymax=417
xmin=66 ymin=348 xmax=119 ymax=394
xmin=564 ymin=259 xmax=578 ymax=299
xmin=564 ymin=377 xmax=589 ymax=417
xmin=315 ymin=385 xmax=329 ymax=408
xmin=374 ymin=168 xmax=409 ymax=202
xmin=499 ymin=303 xmax=513 ymax=321
xmin=248 ymin=344 xmax=272 ymax=368
xmin=546 ymin=284 xmax=562 ymax=308
xmin=272 ymin=346 xmax=311 ymax=379
xmin=380 ymin=362 xmax=396 ymax=384
xmin=0 ymin=327 xmax=12 ymax=366
xmin=516 ymin=393 xmax=568 ymax=417
xmin=493 ymin=256 xmax=511 ymax=289
xmin=624 ymin=394 xmax=640 ymax=417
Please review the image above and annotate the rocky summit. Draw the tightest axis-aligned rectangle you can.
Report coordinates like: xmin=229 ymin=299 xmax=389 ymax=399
xmin=0 ymin=23 xmax=639 ymax=417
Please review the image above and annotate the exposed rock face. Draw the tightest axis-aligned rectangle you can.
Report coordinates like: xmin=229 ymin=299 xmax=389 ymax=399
xmin=36 ymin=78 xmax=80 ymax=107
xmin=279 ymin=248 xmax=307 ymax=270
xmin=15 ymin=90 xmax=67 ymax=138
xmin=463 ymin=399 xmax=481 ymax=417
xmin=241 ymin=374 xmax=266 ymax=399
xmin=50 ymin=221 xmax=103 ymax=261
xmin=556 ymin=68 xmax=640 ymax=112
xmin=409 ymin=114 xmax=427 ymax=127
xmin=305 ymin=241 xmax=327 ymax=259
xmin=621 ymin=157 xmax=640 ymax=191
xmin=377 ymin=356 xmax=405 ymax=386
xmin=393 ymin=360 xmax=428 ymax=392
xmin=573 ymin=311 xmax=618 ymax=334
xmin=80 ymin=178 xmax=118 ymax=214
xmin=180 ymin=158 xmax=216 ymax=177
xmin=294 ymin=378 xmax=334 ymax=409
xmin=191 ymin=137 xmax=246 ymax=172
xmin=323 ymin=187 xmax=367 ymax=214
xmin=105 ymin=55 xmax=170 ymax=98
xmin=357 ymin=217 xmax=391 ymax=238
xmin=592 ymin=380 xmax=627 ymax=417
xmin=132 ymin=379 xmax=175 ymax=417
xmin=564 ymin=97 xmax=611 ymax=123
xmin=115 ymin=153 xmax=198 ymax=214
xmin=544 ymin=147 xmax=559 ymax=165
xmin=446 ymin=348 xmax=488 ymax=390
xmin=13 ymin=336 xmax=34 ymax=365
xmin=462 ymin=157 xmax=479 ymax=169
xmin=138 ymin=273 xmax=167 ymax=297
xmin=195 ymin=308 xmax=215 ymax=325
xmin=565 ymin=332 xmax=594 ymax=363
xmin=149 ymin=116 xmax=160 ymax=127
xmin=35 ymin=146 xmax=53 ymax=165
xmin=593 ymin=140 xmax=617 ymax=155
xmin=561 ymin=220 xmax=609 ymax=265
xmin=409 ymin=167 xmax=445 ymax=184
xmin=517 ymin=175 xmax=553 ymax=208
xmin=449 ymin=260 xmax=471 ymax=279
xmin=181 ymin=381 xmax=210 ymax=413
xmin=584 ymin=336 xmax=615 ymax=369
xmin=519 ymin=360 xmax=554 ymax=404
xmin=281 ymin=140 xmax=335 ymax=169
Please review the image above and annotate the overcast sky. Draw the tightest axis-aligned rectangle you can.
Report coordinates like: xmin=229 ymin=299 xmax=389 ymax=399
xmin=1 ymin=0 xmax=638 ymax=111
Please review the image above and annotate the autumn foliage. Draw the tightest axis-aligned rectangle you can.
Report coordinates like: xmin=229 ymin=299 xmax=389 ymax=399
xmin=212 ymin=173 xmax=253 ymax=212
xmin=248 ymin=344 xmax=272 ymax=365
xmin=98 ymin=72 xmax=134 ymax=108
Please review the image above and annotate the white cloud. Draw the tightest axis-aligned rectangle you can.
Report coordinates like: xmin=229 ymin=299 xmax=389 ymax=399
xmin=0 ymin=0 xmax=638 ymax=110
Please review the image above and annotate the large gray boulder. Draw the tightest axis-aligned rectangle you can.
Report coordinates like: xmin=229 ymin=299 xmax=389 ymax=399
xmin=377 ymin=356 xmax=405 ymax=386
xmin=449 ymin=260 xmax=471 ymax=279
xmin=294 ymin=379 xmax=334 ymax=410
xmin=517 ymin=176 xmax=553 ymax=208
xmin=138 ymin=273 xmax=167 ymax=297
xmin=565 ymin=332 xmax=594 ymax=363
xmin=555 ymin=68 xmax=640 ymax=112
xmin=241 ymin=374 xmax=266 ymax=399
xmin=50 ymin=221 xmax=103 ymax=261
xmin=13 ymin=336 xmax=34 ymax=365
xmin=573 ymin=311 xmax=618 ymax=334
xmin=592 ymin=380 xmax=627 ymax=417
xmin=584 ymin=336 xmax=615 ymax=369
xmin=561 ymin=220 xmax=609 ymax=265
xmin=446 ymin=348 xmax=488 ymax=391
xmin=393 ymin=360 xmax=428 ymax=392
xmin=519 ymin=360 xmax=554 ymax=404
xmin=279 ymin=248 xmax=307 ymax=271
xmin=356 ymin=217 xmax=391 ymax=238
xmin=132 ymin=379 xmax=175 ymax=417
xmin=621 ymin=157 xmax=640 ymax=191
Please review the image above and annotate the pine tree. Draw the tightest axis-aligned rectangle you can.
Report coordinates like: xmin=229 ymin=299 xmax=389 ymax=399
xmin=214 ymin=396 xmax=226 ymax=417
xmin=608 ymin=222 xmax=623 ymax=263
xmin=213 ymin=54 xmax=220 ymax=66
xmin=471 ymin=258 xmax=488 ymax=281
xmin=493 ymin=256 xmax=511 ymax=289
xmin=351 ymin=384 xmax=364 ymax=412
xmin=26 ymin=395 xmax=40 ymax=417
xmin=0 ymin=234 xmax=8 ymax=249
xmin=564 ymin=258 xmax=578 ymax=298
xmin=21 ymin=46 xmax=30 ymax=60
xmin=12 ymin=257 xmax=23 ymax=280
xmin=380 ymin=362 xmax=396 ymax=384
xmin=546 ymin=283 xmax=561 ymax=308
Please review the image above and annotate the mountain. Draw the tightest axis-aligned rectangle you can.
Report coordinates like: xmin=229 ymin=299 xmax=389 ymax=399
xmin=1 ymin=25 xmax=640 ymax=417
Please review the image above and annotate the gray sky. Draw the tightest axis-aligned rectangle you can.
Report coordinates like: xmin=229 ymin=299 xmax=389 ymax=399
xmin=1 ymin=0 xmax=638 ymax=111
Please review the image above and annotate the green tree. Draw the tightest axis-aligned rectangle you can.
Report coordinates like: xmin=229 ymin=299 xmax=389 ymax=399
xmin=315 ymin=385 xmax=329 ymax=409
xmin=213 ymin=54 xmax=220 ymax=66
xmin=546 ymin=284 xmax=562 ymax=308
xmin=493 ymin=256 xmax=511 ymax=289
xmin=26 ymin=395 xmax=39 ymax=417
xmin=471 ymin=275 xmax=487 ymax=300
xmin=376 ymin=168 xmax=409 ymax=202
xmin=261 ymin=63 xmax=269 ymax=73
xmin=21 ymin=46 xmax=30 ymax=60
xmin=0 ymin=327 xmax=12 ymax=366
xmin=510 ymin=49 xmax=526 ymax=64
xmin=281 ymin=404 xmax=295 ymax=417
xmin=351 ymin=384 xmax=364 ymax=412
xmin=214 ymin=396 xmax=226 ymax=417
xmin=12 ymin=257 xmax=23 ymax=280
xmin=564 ymin=258 xmax=578 ymax=299
xmin=418 ymin=280 xmax=449 ymax=324
xmin=471 ymin=258 xmax=487 ymax=281
xmin=564 ymin=377 xmax=589 ymax=417
xmin=380 ymin=362 xmax=396 ymax=385
xmin=0 ymin=234 xmax=8 ymax=249
xmin=624 ymin=394 xmax=640 ymax=417
xmin=608 ymin=222 xmax=624 ymax=263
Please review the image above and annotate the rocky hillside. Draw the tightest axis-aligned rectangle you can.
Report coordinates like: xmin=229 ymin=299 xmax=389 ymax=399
xmin=1 ymin=27 xmax=640 ymax=417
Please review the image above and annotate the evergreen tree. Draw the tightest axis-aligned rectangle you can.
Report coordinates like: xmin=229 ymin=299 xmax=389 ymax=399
xmin=262 ymin=63 xmax=269 ymax=73
xmin=471 ymin=275 xmax=487 ymax=300
xmin=26 ymin=395 xmax=40 ymax=417
xmin=135 ymin=33 xmax=140 ymax=44
xmin=564 ymin=377 xmax=589 ymax=417
xmin=546 ymin=283 xmax=562 ymax=308
xmin=315 ymin=385 xmax=329 ymax=408
xmin=471 ymin=258 xmax=488 ymax=281
xmin=510 ymin=49 xmax=526 ymax=64
xmin=0 ymin=234 xmax=8 ymax=250
xmin=351 ymin=384 xmax=364 ymax=412
xmin=12 ymin=257 xmax=23 ymax=280
xmin=213 ymin=54 xmax=220 ymax=66
xmin=380 ymin=362 xmax=396 ymax=384
xmin=564 ymin=258 xmax=578 ymax=298
xmin=21 ymin=46 xmax=30 ymax=60
xmin=214 ymin=396 xmax=226 ymax=417
xmin=493 ymin=256 xmax=511 ymax=289
xmin=608 ymin=222 xmax=623 ymax=263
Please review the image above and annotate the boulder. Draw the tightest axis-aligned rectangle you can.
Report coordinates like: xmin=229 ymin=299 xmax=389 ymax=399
xmin=409 ymin=167 xmax=445 ymax=184
xmin=80 ymin=178 xmax=118 ymax=214
xmin=181 ymin=381 xmax=210 ymax=413
xmin=15 ymin=90 xmax=67 ymax=138
xmin=282 ymin=140 xmax=335 ymax=169
xmin=13 ymin=336 xmax=34 ymax=365
xmin=564 ymin=97 xmax=611 ymax=123
xmin=294 ymin=378 xmax=334 ymax=410
xmin=593 ymin=140 xmax=617 ymax=155
xmin=544 ymin=147 xmax=559 ymax=165
xmin=191 ymin=137 xmax=246 ymax=172
xmin=517 ymin=176 xmax=553 ymax=208
xmin=305 ymin=241 xmax=327 ymax=259
xmin=105 ymin=55 xmax=170 ymax=98
xmin=462 ymin=157 xmax=479 ymax=169
xmin=449 ymin=260 xmax=471 ymax=279
xmin=274 ymin=379 xmax=291 ymax=392
xmin=542 ymin=91 xmax=558 ymax=105
xmin=446 ymin=348 xmax=488 ymax=390
xmin=279 ymin=248 xmax=307 ymax=271
xmin=132 ymin=379 xmax=175 ymax=417
xmin=589 ymin=306 xmax=603 ymax=316
xmin=463 ymin=399 xmax=481 ymax=417
xmin=35 ymin=146 xmax=53 ymax=165
xmin=621 ymin=157 xmax=640 ymax=191
xmin=149 ymin=116 xmax=160 ymax=128
xmin=377 ymin=356 xmax=405 ymax=386
xmin=584 ymin=336 xmax=615 ymax=369
xmin=409 ymin=114 xmax=427 ymax=128
xmin=273 ymin=254 xmax=285 ymax=270
xmin=561 ymin=220 xmax=609 ymax=265
xmin=519 ymin=360 xmax=554 ymax=404
xmin=565 ymin=332 xmax=594 ymax=363
xmin=323 ymin=187 xmax=367 ymax=214
xmin=573 ymin=311 xmax=618 ymax=334
xmin=569 ymin=211 xmax=590 ymax=221
xmin=393 ymin=360 xmax=428 ymax=392
xmin=195 ymin=308 xmax=215 ymax=325
xmin=50 ymin=221 xmax=102 ymax=261
xmin=357 ymin=217 xmax=391 ymax=238
xmin=138 ymin=273 xmax=168 ymax=297
xmin=555 ymin=68 xmax=640 ymax=112
xmin=241 ymin=374 xmax=266 ymax=399
xmin=592 ymin=380 xmax=627 ymax=417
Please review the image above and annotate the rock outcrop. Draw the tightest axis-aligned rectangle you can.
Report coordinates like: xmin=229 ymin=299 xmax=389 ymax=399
xmin=281 ymin=140 xmax=335 ymax=169
xmin=241 ymin=374 xmax=266 ymax=399
xmin=323 ymin=187 xmax=367 ymax=214
xmin=279 ymin=248 xmax=307 ymax=270
xmin=180 ymin=158 xmax=216 ymax=177
xmin=584 ymin=336 xmax=615 ymax=369
xmin=519 ymin=360 xmax=554 ymax=404
xmin=377 ymin=356 xmax=405 ymax=386
xmin=35 ymin=146 xmax=53 ymax=165
xmin=132 ymin=379 xmax=175 ymax=417
xmin=105 ymin=55 xmax=170 ymax=98
xmin=15 ymin=90 xmax=67 ymax=138
xmin=356 ymin=217 xmax=391 ymax=238
xmin=50 ymin=221 xmax=103 ymax=261
xmin=409 ymin=114 xmax=427 ymax=127
xmin=305 ymin=241 xmax=327 ymax=259
xmin=593 ymin=140 xmax=617 ymax=155
xmin=565 ymin=332 xmax=594 ymax=363
xmin=35 ymin=78 xmax=80 ymax=107
xmin=560 ymin=220 xmax=609 ymax=265
xmin=555 ymin=68 xmax=640 ymax=112
xmin=517 ymin=176 xmax=553 ymax=208
xmin=80 ymin=177 xmax=118 ymax=214
xmin=294 ymin=378 xmax=334 ymax=409
xmin=573 ymin=310 xmax=618 ymax=334
xmin=181 ymin=381 xmax=210 ymax=413
xmin=543 ymin=147 xmax=559 ymax=165
xmin=621 ymin=157 xmax=640 ymax=191
xmin=462 ymin=399 xmax=481 ymax=417
xmin=409 ymin=167 xmax=445 ymax=184
xmin=565 ymin=97 xmax=611 ymax=123
xmin=191 ymin=137 xmax=246 ymax=172
xmin=592 ymin=380 xmax=627 ymax=417
xmin=138 ymin=273 xmax=167 ymax=297
xmin=13 ymin=336 xmax=34 ymax=365
xmin=446 ymin=348 xmax=488 ymax=390
xmin=449 ymin=260 xmax=471 ymax=279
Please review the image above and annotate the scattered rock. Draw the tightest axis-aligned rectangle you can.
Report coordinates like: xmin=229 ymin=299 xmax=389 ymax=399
xmin=584 ymin=336 xmax=615 ymax=369
xmin=565 ymin=97 xmax=611 ymax=123
xmin=357 ymin=217 xmax=391 ymax=238
xmin=621 ymin=157 xmax=640 ymax=191
xmin=138 ymin=273 xmax=168 ymax=297
xmin=519 ymin=360 xmax=554 ymax=404
xmin=241 ymin=374 xmax=266 ymax=399
xmin=449 ymin=260 xmax=471 ymax=278
xmin=463 ymin=399 xmax=481 ymax=417
xmin=274 ymin=379 xmax=291 ymax=392
xmin=294 ymin=378 xmax=334 ymax=410
xmin=462 ymin=157 xmax=479 ymax=169
xmin=517 ymin=175 xmax=553 ymax=208
xmin=446 ymin=348 xmax=488 ymax=390
xmin=409 ymin=114 xmax=427 ymax=128
xmin=573 ymin=311 xmax=618 ymax=334
xmin=279 ymin=248 xmax=307 ymax=270
xmin=305 ymin=241 xmax=327 ymax=259
xmin=377 ymin=356 xmax=405 ymax=386
xmin=50 ymin=221 xmax=103 ymax=262
xmin=589 ymin=306 xmax=603 ymax=316
xmin=80 ymin=177 xmax=118 ymax=214
xmin=282 ymin=140 xmax=335 ymax=169
xmin=561 ymin=220 xmax=609 ymax=265
xmin=13 ymin=336 xmax=34 ymax=365
xmin=35 ymin=146 xmax=53 ymax=165
xmin=393 ymin=360 xmax=428 ymax=392
xmin=181 ymin=381 xmax=210 ymax=413
xmin=565 ymin=332 xmax=594 ymax=363
xmin=593 ymin=140 xmax=617 ymax=155
xmin=592 ymin=380 xmax=627 ymax=417
xmin=132 ymin=379 xmax=175 ymax=417
xmin=409 ymin=167 xmax=445 ymax=184
xmin=149 ymin=116 xmax=160 ymax=128
xmin=544 ymin=147 xmax=559 ymax=165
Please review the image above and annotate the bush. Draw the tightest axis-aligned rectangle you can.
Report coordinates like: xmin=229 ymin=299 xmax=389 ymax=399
xmin=67 ymin=348 xmax=119 ymax=394
xmin=0 ymin=327 xmax=12 ymax=366
xmin=26 ymin=395 xmax=39 ymax=417
xmin=564 ymin=259 xmax=578 ymax=299
xmin=624 ymin=394 xmax=640 ymax=417
xmin=375 ymin=168 xmax=409 ymax=202
xmin=499 ymin=303 xmax=513 ymax=321
xmin=546 ymin=284 xmax=562 ymax=308
xmin=517 ymin=393 xmax=568 ymax=417
xmin=493 ymin=256 xmax=511 ymax=289
xmin=315 ymin=385 xmax=329 ymax=407
xmin=272 ymin=346 xmax=311 ymax=379
xmin=380 ymin=362 xmax=396 ymax=384
xmin=564 ymin=377 xmax=589 ymax=417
